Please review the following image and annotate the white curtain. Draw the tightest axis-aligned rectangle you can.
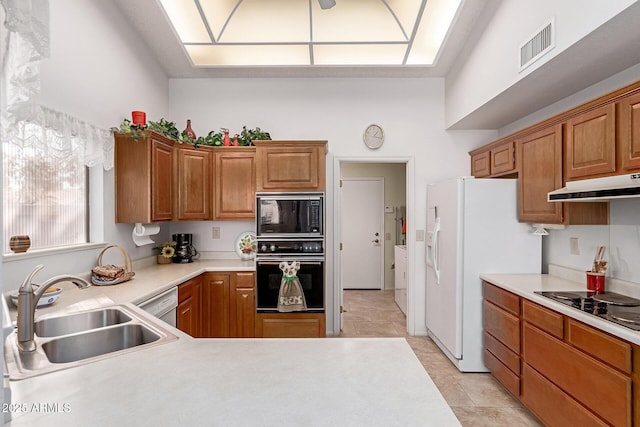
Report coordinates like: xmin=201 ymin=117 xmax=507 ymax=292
xmin=1 ymin=0 xmax=114 ymax=170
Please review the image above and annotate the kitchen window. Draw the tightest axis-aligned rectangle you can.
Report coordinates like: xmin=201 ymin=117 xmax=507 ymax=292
xmin=2 ymin=122 xmax=90 ymax=254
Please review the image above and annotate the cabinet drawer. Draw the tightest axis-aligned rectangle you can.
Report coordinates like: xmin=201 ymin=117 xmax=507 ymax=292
xmin=523 ymin=323 xmax=631 ymax=426
xmin=522 ymin=364 xmax=608 ymax=427
xmin=483 ymin=301 xmax=520 ymax=353
xmin=234 ymin=272 xmax=256 ymax=290
xmin=523 ymin=300 xmax=563 ymax=339
xmin=178 ymin=280 xmax=193 ymax=303
xmin=484 ymin=332 xmax=519 ymax=375
xmin=567 ymin=319 xmax=632 ymax=374
xmin=484 ymin=349 xmax=519 ymax=397
xmin=483 ymin=282 xmax=520 ymax=315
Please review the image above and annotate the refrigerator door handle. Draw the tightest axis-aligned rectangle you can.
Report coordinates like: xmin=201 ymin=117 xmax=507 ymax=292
xmin=433 ymin=217 xmax=441 ymax=285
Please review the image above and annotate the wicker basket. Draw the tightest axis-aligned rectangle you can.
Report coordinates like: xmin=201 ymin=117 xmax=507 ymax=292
xmin=91 ymin=244 xmax=135 ymax=286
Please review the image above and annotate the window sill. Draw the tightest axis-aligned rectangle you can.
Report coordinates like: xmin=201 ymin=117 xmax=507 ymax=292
xmin=3 ymin=243 xmax=107 ymax=263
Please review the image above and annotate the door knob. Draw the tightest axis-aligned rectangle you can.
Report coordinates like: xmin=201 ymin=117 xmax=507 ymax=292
xmin=374 ymin=232 xmax=379 ymax=236
xmin=372 ymin=239 xmax=380 ymax=243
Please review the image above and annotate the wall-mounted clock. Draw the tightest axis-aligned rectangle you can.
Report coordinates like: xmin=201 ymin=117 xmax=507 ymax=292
xmin=363 ymin=124 xmax=384 ymax=149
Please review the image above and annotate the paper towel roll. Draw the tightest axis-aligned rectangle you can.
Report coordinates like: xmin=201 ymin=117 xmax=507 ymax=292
xmin=132 ymin=223 xmax=160 ymax=247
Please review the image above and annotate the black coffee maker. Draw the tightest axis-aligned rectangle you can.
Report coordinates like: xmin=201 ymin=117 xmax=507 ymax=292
xmin=172 ymin=233 xmax=199 ymax=263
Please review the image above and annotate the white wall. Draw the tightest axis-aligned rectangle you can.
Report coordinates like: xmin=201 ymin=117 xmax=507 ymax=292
xmin=169 ymin=77 xmax=497 ymax=334
xmin=2 ymin=0 xmax=170 ymax=291
xmin=445 ymin=0 xmax=636 ymax=128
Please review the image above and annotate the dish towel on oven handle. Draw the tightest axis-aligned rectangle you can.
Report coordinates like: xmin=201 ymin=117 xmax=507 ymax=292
xmin=277 ymin=261 xmax=307 ymax=312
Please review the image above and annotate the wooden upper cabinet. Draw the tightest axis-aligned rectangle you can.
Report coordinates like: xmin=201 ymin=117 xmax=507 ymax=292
xmin=565 ymin=104 xmax=616 ymax=180
xmin=176 ymin=146 xmax=212 ymax=221
xmin=490 ymin=141 xmax=516 ymax=176
xmin=618 ymin=91 xmax=640 ymax=172
xmin=470 ymin=141 xmax=516 ymax=178
xmin=471 ymin=151 xmax=490 ymax=177
xmin=115 ymin=131 xmax=175 ymax=223
xmin=517 ymin=125 xmax=564 ymax=224
xmin=213 ymin=147 xmax=256 ymax=220
xmin=254 ymin=140 xmax=327 ymax=191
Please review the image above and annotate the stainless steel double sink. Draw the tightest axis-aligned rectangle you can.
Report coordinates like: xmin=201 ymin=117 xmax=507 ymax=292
xmin=5 ymin=305 xmax=178 ymax=380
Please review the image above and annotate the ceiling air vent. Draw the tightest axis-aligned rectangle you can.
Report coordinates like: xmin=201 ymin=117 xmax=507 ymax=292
xmin=519 ymin=18 xmax=554 ymax=72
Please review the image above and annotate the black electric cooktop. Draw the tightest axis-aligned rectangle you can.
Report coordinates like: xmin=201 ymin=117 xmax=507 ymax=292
xmin=535 ymin=291 xmax=640 ymax=331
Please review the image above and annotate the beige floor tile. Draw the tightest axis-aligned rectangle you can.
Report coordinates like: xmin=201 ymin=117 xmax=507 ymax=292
xmin=451 ymin=406 xmax=544 ymax=427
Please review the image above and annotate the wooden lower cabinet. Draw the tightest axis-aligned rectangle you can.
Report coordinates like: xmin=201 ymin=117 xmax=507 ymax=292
xmin=177 ymin=276 xmax=202 ymax=337
xmin=483 ymin=283 xmax=521 ymax=396
xmin=255 ymin=312 xmax=326 ymax=338
xmin=484 ymin=281 xmax=635 ymax=426
xmin=523 ymin=323 xmax=631 ymax=426
xmin=202 ymin=273 xmax=230 ymax=337
xmin=522 ymin=364 xmax=608 ymax=427
xmin=230 ymin=272 xmax=256 ymax=337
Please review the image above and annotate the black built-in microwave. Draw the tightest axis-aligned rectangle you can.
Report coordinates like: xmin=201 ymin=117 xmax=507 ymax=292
xmin=256 ymin=192 xmax=324 ymax=237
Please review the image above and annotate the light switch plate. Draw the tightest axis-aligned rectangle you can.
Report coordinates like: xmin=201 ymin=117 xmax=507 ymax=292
xmin=570 ymin=237 xmax=579 ymax=255
xmin=416 ymin=229 xmax=425 ymax=241
xmin=212 ymin=227 xmax=221 ymax=239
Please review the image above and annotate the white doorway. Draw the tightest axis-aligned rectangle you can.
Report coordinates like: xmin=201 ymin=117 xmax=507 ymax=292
xmin=335 ymin=159 xmax=410 ymax=335
xmin=340 ymin=178 xmax=384 ymax=290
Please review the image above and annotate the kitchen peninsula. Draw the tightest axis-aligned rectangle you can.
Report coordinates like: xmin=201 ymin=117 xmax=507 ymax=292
xmin=3 ymin=260 xmax=460 ymax=426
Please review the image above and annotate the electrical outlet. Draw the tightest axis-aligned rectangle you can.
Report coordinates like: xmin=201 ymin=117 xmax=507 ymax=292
xmin=212 ymin=227 xmax=221 ymax=239
xmin=570 ymin=237 xmax=579 ymax=255
xmin=416 ymin=229 xmax=425 ymax=242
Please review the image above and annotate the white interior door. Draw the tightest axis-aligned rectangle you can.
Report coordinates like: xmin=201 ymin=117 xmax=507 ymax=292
xmin=341 ymin=178 xmax=384 ymax=290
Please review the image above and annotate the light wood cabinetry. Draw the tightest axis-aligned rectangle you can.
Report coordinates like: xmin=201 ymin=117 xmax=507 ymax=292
xmin=470 ymin=141 xmax=516 ymax=178
xmin=202 ymin=273 xmax=231 ymax=338
xmin=255 ymin=312 xmax=326 ymax=338
xmin=253 ymin=140 xmax=327 ymax=191
xmin=470 ymin=151 xmax=490 ymax=178
xmin=176 ymin=146 xmax=212 ymax=221
xmin=522 ymin=322 xmax=631 ymax=427
xmin=619 ymin=91 xmax=640 ymax=172
xmin=213 ymin=147 xmax=256 ymax=220
xmin=482 ymin=282 xmax=521 ymax=397
xmin=565 ymin=104 xmax=616 ymax=180
xmin=230 ymin=272 xmax=256 ymax=337
xmin=201 ymin=271 xmax=256 ymax=338
xmin=484 ymin=281 xmax=636 ymax=426
xmin=177 ymin=276 xmax=202 ymax=338
xmin=517 ymin=125 xmax=564 ymax=224
xmin=517 ymin=125 xmax=608 ymax=225
xmin=115 ymin=131 xmax=175 ymax=223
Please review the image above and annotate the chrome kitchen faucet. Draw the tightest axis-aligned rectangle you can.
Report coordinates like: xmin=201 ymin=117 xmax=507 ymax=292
xmin=16 ymin=264 xmax=91 ymax=352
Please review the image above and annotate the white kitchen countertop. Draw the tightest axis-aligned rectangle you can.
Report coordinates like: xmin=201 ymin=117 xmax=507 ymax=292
xmin=481 ymin=269 xmax=640 ymax=346
xmin=4 ymin=259 xmax=461 ymax=426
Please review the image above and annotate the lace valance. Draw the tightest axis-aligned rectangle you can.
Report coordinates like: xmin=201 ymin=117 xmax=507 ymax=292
xmin=1 ymin=0 xmax=114 ymax=170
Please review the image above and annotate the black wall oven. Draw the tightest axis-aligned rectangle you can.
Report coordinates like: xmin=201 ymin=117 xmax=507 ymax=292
xmin=255 ymin=192 xmax=325 ymax=313
xmin=255 ymin=257 xmax=325 ymax=312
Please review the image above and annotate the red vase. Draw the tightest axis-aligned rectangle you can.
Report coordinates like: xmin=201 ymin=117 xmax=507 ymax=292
xmin=184 ymin=120 xmax=196 ymax=138
xmin=223 ymin=129 xmax=231 ymax=146
xmin=233 ymin=134 xmax=239 ymax=146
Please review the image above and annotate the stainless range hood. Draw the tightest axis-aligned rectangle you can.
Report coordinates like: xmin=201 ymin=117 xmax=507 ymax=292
xmin=548 ymin=173 xmax=640 ymax=202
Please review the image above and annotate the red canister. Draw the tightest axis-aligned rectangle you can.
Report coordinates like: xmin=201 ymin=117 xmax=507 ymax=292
xmin=586 ymin=271 xmax=605 ymax=294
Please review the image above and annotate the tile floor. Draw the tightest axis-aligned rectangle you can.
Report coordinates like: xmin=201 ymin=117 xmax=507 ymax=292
xmin=338 ymin=290 xmax=543 ymax=427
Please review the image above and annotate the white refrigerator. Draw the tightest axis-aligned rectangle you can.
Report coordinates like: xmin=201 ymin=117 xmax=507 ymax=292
xmin=425 ymin=177 xmax=541 ymax=372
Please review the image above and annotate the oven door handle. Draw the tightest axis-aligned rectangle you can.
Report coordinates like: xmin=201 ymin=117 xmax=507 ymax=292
xmin=257 ymin=261 xmax=323 ymax=266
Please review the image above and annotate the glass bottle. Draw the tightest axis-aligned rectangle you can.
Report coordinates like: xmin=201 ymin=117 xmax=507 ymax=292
xmin=184 ymin=119 xmax=196 ymax=138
